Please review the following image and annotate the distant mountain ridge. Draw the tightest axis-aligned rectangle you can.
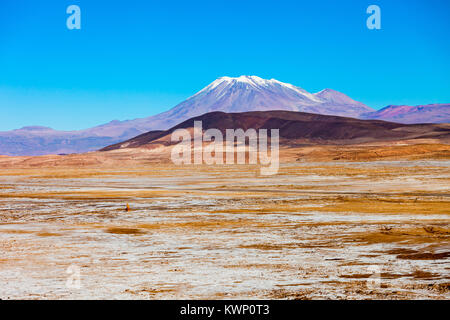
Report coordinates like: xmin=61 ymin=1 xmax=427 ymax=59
xmin=101 ymin=110 xmax=450 ymax=151
xmin=362 ymin=104 xmax=450 ymax=124
xmin=0 ymin=76 xmax=448 ymax=156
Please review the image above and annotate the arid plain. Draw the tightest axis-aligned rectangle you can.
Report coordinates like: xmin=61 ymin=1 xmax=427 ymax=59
xmin=0 ymin=143 xmax=449 ymax=300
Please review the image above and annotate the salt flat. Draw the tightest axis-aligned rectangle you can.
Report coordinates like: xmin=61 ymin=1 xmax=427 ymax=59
xmin=0 ymin=161 xmax=449 ymax=299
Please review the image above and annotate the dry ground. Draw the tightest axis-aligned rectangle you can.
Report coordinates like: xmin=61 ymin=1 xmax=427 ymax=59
xmin=0 ymin=158 xmax=449 ymax=299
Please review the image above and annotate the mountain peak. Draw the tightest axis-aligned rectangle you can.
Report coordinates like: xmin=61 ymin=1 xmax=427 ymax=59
xmin=220 ymin=75 xmax=263 ymax=82
xmin=209 ymin=75 xmax=278 ymax=89
xmin=314 ymin=88 xmax=373 ymax=112
xmin=168 ymin=76 xmax=374 ymax=123
xmin=211 ymin=75 xmax=304 ymax=88
xmin=196 ymin=75 xmax=324 ymax=102
xmin=17 ymin=126 xmax=54 ymax=131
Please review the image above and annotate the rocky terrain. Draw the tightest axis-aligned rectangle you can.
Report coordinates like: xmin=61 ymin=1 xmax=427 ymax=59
xmin=0 ymin=162 xmax=448 ymax=299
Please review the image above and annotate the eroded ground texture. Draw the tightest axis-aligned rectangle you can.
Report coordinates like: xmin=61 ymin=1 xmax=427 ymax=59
xmin=0 ymin=161 xmax=449 ymax=299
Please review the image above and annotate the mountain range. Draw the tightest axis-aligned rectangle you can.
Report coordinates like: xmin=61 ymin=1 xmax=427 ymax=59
xmin=101 ymin=110 xmax=450 ymax=152
xmin=361 ymin=104 xmax=450 ymax=124
xmin=1 ymin=76 xmax=448 ymax=156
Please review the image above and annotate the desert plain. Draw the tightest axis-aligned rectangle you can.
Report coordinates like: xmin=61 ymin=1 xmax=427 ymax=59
xmin=0 ymin=143 xmax=449 ymax=300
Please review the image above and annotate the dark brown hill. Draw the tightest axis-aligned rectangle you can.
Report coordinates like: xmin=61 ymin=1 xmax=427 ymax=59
xmin=101 ymin=110 xmax=450 ymax=151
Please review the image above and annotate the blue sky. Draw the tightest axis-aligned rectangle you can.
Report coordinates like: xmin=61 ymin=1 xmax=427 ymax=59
xmin=0 ymin=0 xmax=449 ymax=131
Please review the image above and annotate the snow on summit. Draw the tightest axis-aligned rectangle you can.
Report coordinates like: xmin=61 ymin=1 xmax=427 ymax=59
xmin=0 ymin=75 xmax=375 ymax=156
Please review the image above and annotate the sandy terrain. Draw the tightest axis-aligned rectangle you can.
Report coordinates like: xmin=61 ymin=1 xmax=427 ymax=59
xmin=0 ymin=159 xmax=449 ymax=300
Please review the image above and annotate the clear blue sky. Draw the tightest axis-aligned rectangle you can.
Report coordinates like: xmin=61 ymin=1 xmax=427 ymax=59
xmin=0 ymin=0 xmax=449 ymax=131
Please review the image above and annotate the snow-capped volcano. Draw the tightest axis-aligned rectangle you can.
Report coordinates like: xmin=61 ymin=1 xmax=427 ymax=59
xmin=195 ymin=75 xmax=322 ymax=104
xmin=0 ymin=76 xmax=375 ymax=156
xmin=147 ymin=75 xmax=374 ymax=129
